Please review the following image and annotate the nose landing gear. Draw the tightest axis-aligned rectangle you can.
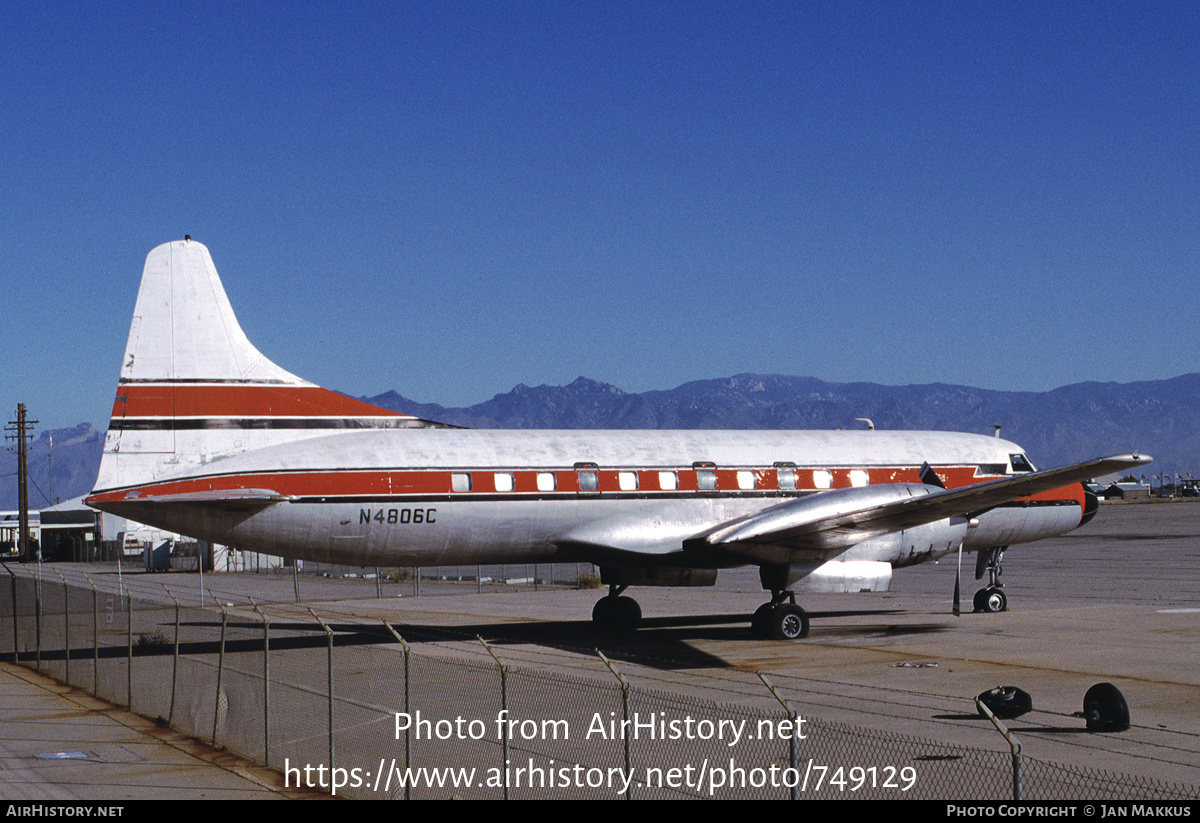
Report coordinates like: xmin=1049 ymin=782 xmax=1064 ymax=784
xmin=974 ymin=546 xmax=1009 ymax=613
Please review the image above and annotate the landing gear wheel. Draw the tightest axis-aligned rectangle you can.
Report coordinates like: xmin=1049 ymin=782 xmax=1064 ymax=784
xmin=975 ymin=586 xmax=1007 ymax=613
xmin=770 ymin=604 xmax=809 ymax=640
xmin=977 ymin=685 xmax=1033 ymax=719
xmin=751 ymin=604 xmax=773 ymax=638
xmin=1082 ymin=682 xmax=1130 ymax=732
xmin=592 ymin=596 xmax=642 ymax=634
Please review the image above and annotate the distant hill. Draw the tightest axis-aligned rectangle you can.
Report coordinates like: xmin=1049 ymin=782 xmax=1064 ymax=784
xmin=366 ymin=373 xmax=1195 ymax=479
xmin=5 ymin=373 xmax=1192 ymax=509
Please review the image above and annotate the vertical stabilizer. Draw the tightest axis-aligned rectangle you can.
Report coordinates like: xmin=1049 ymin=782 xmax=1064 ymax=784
xmin=93 ymin=239 xmax=426 ymax=493
xmin=123 ymin=239 xmax=308 ymax=386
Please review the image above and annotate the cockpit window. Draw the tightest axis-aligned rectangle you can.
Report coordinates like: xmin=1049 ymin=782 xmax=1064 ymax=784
xmin=1009 ymin=453 xmax=1036 ymax=473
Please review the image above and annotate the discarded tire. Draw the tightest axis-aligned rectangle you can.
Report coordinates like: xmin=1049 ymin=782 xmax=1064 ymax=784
xmin=1082 ymin=682 xmax=1130 ymax=732
xmin=977 ymin=685 xmax=1033 ymax=719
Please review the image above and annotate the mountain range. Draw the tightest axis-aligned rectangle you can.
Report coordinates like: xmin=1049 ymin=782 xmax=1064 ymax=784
xmin=5 ymin=373 xmax=1193 ymax=510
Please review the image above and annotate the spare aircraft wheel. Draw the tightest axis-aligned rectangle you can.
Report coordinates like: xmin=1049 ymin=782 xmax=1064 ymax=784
xmin=976 ymin=685 xmax=1033 ymax=719
xmin=771 ymin=604 xmax=809 ymax=640
xmin=1082 ymin=682 xmax=1130 ymax=732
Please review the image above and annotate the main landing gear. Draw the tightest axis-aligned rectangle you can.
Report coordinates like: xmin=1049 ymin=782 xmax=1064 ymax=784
xmin=590 ymin=583 xmax=811 ymax=640
xmin=974 ymin=546 xmax=1008 ymax=613
xmin=751 ymin=592 xmax=810 ymax=640
xmin=592 ymin=585 xmax=642 ymax=634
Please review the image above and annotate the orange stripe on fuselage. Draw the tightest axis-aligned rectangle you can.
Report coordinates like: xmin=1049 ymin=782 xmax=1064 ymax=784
xmin=111 ymin=384 xmax=409 ymax=419
xmin=86 ymin=465 xmax=1089 ymax=511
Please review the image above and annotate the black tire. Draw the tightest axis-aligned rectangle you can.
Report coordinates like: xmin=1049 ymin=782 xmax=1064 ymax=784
xmin=616 ymin=595 xmax=642 ymax=625
xmin=977 ymin=685 xmax=1033 ymax=719
xmin=771 ymin=604 xmax=809 ymax=640
xmin=1083 ymin=682 xmax=1130 ymax=732
xmin=980 ymin=587 xmax=1007 ymax=613
xmin=751 ymin=604 xmax=773 ymax=638
xmin=973 ymin=589 xmax=987 ymax=612
xmin=592 ymin=596 xmax=642 ymax=634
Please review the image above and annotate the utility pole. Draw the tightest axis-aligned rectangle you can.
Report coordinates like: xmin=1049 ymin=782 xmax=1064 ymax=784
xmin=5 ymin=405 xmax=38 ymax=561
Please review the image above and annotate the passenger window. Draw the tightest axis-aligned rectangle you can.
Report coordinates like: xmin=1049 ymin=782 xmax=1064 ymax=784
xmin=494 ymin=472 xmax=514 ymax=492
xmin=619 ymin=471 xmax=639 ymax=491
xmin=737 ymin=470 xmax=756 ymax=490
xmin=813 ymin=470 xmax=832 ymax=489
xmin=849 ymin=470 xmax=869 ymax=487
xmin=578 ymin=471 xmax=598 ymax=491
xmin=451 ymin=473 xmax=472 ymax=493
xmin=777 ymin=468 xmax=797 ymax=489
xmin=658 ymin=471 xmax=678 ymax=490
xmin=537 ymin=472 xmax=556 ymax=492
xmin=697 ymin=471 xmax=717 ymax=490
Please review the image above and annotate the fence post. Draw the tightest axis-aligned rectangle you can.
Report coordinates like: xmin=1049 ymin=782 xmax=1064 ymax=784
xmin=382 ymin=621 xmax=412 ymax=800
xmin=309 ymin=608 xmax=336 ymax=781
xmin=123 ymin=584 xmax=132 ymax=709
xmin=975 ymin=695 xmax=1023 ymax=800
xmin=252 ymin=599 xmax=270 ymax=767
xmin=596 ymin=650 xmax=633 ymax=800
xmin=54 ymin=570 xmax=69 ymax=685
xmin=82 ymin=574 xmax=97 ymax=696
xmin=34 ymin=563 xmax=42 ymax=671
xmin=757 ymin=672 xmax=800 ymax=800
xmin=3 ymin=564 xmax=18 ymax=664
xmin=164 ymin=587 xmax=181 ymax=727
xmin=479 ymin=636 xmax=509 ymax=800
xmin=211 ymin=595 xmax=228 ymax=747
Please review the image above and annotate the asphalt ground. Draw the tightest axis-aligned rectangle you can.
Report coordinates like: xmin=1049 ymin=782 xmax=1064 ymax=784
xmin=3 ymin=499 xmax=1198 ymax=798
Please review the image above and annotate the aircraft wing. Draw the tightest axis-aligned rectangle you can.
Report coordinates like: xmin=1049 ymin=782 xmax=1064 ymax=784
xmin=685 ymin=453 xmax=1151 ymax=565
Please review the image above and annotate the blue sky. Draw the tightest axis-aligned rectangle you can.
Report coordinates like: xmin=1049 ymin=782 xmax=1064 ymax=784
xmin=2 ymin=2 xmax=1197 ymax=432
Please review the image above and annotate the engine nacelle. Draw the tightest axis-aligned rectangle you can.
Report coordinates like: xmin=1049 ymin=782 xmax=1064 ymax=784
xmin=759 ymin=515 xmax=968 ymax=592
xmin=847 ymin=516 xmax=970 ymax=568
xmin=796 ymin=560 xmax=893 ymax=593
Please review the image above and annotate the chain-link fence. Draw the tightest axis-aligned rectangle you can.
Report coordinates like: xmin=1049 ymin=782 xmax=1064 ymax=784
xmin=1 ymin=566 xmax=1194 ymax=800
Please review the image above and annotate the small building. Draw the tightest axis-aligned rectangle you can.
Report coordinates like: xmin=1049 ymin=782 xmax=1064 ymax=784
xmin=0 ymin=511 xmax=40 ymax=558
xmin=39 ymin=497 xmax=100 ymax=561
xmin=1101 ymin=482 xmax=1150 ymax=500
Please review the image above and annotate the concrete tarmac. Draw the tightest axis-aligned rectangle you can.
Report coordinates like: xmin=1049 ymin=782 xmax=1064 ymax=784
xmin=0 ymin=662 xmax=326 ymax=800
xmin=3 ymin=500 xmax=1198 ymax=798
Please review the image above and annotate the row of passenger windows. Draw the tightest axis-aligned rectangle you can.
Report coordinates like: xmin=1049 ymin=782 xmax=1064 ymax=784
xmin=448 ymin=467 xmax=873 ymax=493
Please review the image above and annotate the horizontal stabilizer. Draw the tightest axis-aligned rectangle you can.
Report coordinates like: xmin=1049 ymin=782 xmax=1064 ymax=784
xmin=90 ymin=488 xmax=294 ymax=519
xmin=116 ymin=488 xmax=294 ymax=503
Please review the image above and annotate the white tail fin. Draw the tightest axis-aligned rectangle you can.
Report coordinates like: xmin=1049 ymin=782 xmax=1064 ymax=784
xmin=92 ymin=239 xmax=433 ymax=493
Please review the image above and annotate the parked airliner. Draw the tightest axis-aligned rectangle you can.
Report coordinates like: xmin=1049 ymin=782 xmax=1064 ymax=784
xmin=86 ymin=239 xmax=1149 ymax=639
